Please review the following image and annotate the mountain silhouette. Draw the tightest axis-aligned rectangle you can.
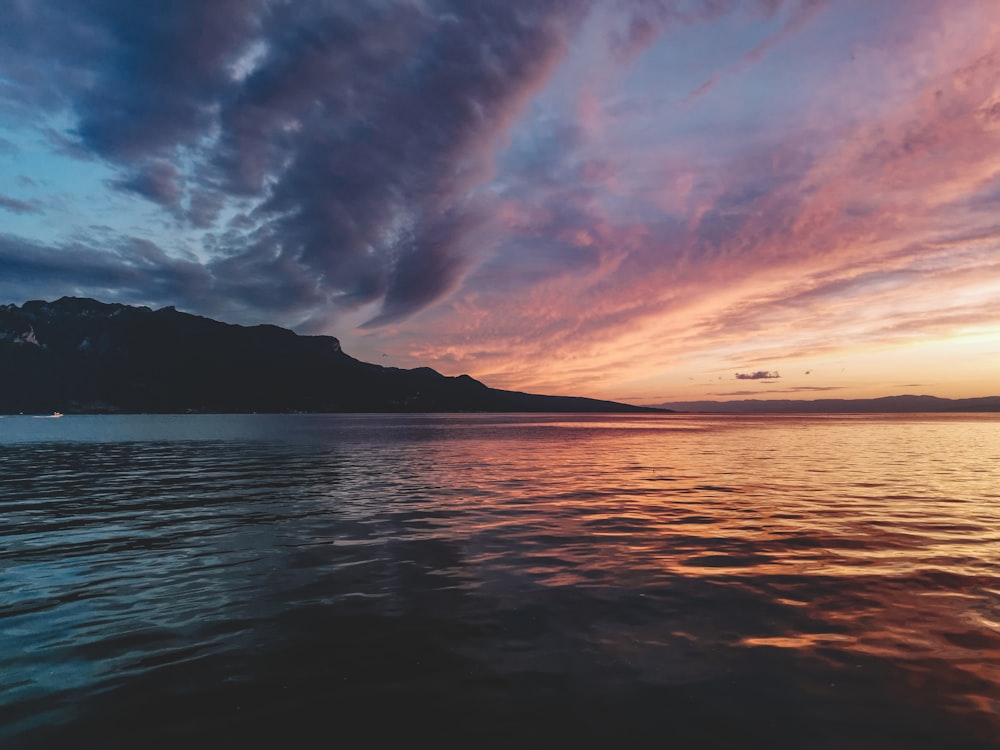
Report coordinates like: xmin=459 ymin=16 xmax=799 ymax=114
xmin=0 ymin=298 xmax=661 ymax=414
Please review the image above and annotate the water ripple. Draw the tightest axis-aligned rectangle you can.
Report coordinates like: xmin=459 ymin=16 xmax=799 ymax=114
xmin=1 ymin=413 xmax=999 ymax=748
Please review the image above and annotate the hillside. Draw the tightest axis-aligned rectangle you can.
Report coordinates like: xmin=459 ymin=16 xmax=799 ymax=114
xmin=0 ymin=298 xmax=660 ymax=414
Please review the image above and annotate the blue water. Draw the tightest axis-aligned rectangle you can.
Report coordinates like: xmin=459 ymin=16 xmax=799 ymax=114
xmin=2 ymin=413 xmax=999 ymax=748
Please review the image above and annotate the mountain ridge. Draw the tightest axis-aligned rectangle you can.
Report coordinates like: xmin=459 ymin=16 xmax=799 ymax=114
xmin=0 ymin=297 xmax=661 ymax=414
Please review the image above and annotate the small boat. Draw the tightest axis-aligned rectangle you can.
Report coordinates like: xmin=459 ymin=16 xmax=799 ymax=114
xmin=51 ymin=412 xmax=64 ymax=418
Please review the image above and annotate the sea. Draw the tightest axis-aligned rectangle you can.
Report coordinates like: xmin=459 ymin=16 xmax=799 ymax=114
xmin=1 ymin=413 xmax=998 ymax=749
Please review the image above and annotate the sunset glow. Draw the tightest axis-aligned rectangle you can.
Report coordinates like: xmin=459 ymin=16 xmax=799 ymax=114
xmin=2 ymin=1 xmax=999 ymax=402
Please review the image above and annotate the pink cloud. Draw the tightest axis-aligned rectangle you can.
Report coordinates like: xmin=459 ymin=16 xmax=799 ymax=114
xmin=332 ymin=1 xmax=1000 ymax=402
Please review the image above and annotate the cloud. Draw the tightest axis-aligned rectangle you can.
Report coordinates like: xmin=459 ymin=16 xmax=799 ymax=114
xmin=0 ymin=229 xmax=333 ymax=327
xmin=0 ymin=233 xmax=206 ymax=302
xmin=42 ymin=127 xmax=95 ymax=161
xmin=187 ymin=189 xmax=226 ymax=229
xmin=712 ymin=386 xmax=843 ymax=396
xmin=1 ymin=1 xmax=1000 ymax=404
xmin=735 ymin=371 xmax=781 ymax=380
xmin=0 ymin=1 xmax=591 ymax=326
xmin=682 ymin=0 xmax=828 ymax=106
xmin=249 ymin=1 xmax=586 ymax=324
xmin=775 ymin=386 xmax=843 ymax=392
xmin=360 ymin=209 xmax=481 ymax=327
xmin=352 ymin=0 xmax=1000 ymax=401
xmin=0 ymin=195 xmax=40 ymax=215
xmin=0 ymin=2 xmax=888 ymax=337
xmin=109 ymin=161 xmax=183 ymax=208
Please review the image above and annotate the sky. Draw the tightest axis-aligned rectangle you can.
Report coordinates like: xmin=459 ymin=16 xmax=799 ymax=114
xmin=2 ymin=0 xmax=999 ymax=404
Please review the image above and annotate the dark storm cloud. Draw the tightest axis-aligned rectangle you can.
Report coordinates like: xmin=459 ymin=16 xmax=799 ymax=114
xmin=244 ymin=0 xmax=587 ymax=323
xmin=0 ymin=230 xmax=322 ymax=325
xmin=205 ymin=234 xmax=328 ymax=320
xmin=735 ymin=370 xmax=780 ymax=379
xmin=0 ymin=233 xmax=209 ymax=308
xmin=82 ymin=1 xmax=262 ymax=160
xmin=362 ymin=209 xmax=481 ymax=327
xmin=0 ymin=0 xmax=588 ymax=325
xmin=0 ymin=1 xmax=260 ymax=149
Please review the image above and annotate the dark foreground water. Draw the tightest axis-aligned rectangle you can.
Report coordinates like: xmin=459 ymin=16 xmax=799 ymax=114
xmin=1 ymin=413 xmax=999 ymax=749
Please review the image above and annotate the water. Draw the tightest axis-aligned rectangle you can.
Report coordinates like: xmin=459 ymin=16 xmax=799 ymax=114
xmin=2 ymin=413 xmax=999 ymax=748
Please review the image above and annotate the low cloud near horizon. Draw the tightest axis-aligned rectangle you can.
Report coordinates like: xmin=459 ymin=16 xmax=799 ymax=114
xmin=711 ymin=386 xmax=845 ymax=397
xmin=735 ymin=371 xmax=781 ymax=381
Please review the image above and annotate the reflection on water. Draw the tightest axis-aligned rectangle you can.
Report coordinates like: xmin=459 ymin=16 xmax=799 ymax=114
xmin=1 ymin=413 xmax=999 ymax=748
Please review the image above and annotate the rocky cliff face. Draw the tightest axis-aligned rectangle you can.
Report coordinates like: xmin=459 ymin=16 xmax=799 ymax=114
xmin=0 ymin=298 xmax=656 ymax=414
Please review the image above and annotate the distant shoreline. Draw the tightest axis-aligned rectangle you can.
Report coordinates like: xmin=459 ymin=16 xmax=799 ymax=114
xmin=0 ymin=408 xmax=668 ymax=417
xmin=647 ymin=394 xmax=1000 ymax=414
xmin=3 ymin=406 xmax=999 ymax=417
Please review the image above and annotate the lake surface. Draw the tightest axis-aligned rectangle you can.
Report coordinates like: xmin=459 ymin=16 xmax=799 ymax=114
xmin=2 ymin=413 xmax=999 ymax=748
